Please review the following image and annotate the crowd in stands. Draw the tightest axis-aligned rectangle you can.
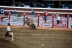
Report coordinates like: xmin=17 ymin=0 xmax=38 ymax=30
xmin=0 ymin=0 xmax=72 ymax=9
xmin=11 ymin=0 xmax=72 ymax=9
xmin=11 ymin=1 xmax=30 ymax=8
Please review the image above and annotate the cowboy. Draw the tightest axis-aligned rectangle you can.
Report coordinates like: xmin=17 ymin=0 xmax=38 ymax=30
xmin=5 ymin=26 xmax=11 ymax=37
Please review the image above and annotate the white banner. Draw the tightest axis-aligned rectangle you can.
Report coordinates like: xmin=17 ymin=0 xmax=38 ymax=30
xmin=69 ymin=17 xmax=72 ymax=28
xmin=10 ymin=16 xmax=23 ymax=25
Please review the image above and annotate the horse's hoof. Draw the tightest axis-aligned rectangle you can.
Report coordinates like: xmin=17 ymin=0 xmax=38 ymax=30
xmin=6 ymin=39 xmax=8 ymax=40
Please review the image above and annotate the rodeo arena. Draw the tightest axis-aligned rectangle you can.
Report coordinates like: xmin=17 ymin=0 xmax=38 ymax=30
xmin=0 ymin=1 xmax=72 ymax=48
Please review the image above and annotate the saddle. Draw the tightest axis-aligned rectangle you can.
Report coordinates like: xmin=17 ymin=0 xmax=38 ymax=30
xmin=9 ymin=32 xmax=13 ymax=37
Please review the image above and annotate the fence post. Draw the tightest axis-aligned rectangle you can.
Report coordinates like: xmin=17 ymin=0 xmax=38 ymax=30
xmin=37 ymin=13 xmax=40 ymax=27
xmin=8 ymin=12 xmax=11 ymax=22
xmin=52 ymin=14 xmax=54 ymax=27
xmin=66 ymin=14 xmax=69 ymax=28
xmin=23 ymin=13 xmax=26 ymax=26
xmin=0 ymin=15 xmax=3 ymax=21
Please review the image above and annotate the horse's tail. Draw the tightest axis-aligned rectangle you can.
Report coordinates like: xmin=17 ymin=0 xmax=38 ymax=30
xmin=33 ymin=24 xmax=36 ymax=29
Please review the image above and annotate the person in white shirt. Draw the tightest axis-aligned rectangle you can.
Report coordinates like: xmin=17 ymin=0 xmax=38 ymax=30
xmin=55 ymin=13 xmax=60 ymax=25
xmin=57 ymin=16 xmax=60 ymax=25
xmin=24 ymin=4 xmax=30 ymax=8
xmin=5 ymin=26 xmax=11 ymax=36
xmin=55 ymin=13 xmax=59 ymax=18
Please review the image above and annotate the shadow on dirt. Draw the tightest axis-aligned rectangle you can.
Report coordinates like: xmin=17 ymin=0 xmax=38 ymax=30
xmin=0 ymin=38 xmax=19 ymax=48
xmin=22 ymin=27 xmax=37 ymax=30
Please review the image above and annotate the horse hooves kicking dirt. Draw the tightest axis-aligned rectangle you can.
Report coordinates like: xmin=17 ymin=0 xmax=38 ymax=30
xmin=31 ymin=24 xmax=36 ymax=30
xmin=24 ymin=17 xmax=36 ymax=30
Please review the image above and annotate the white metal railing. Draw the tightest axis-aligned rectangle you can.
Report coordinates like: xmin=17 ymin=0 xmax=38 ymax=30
xmin=4 ymin=10 xmax=72 ymax=14
xmin=0 ymin=6 xmax=71 ymax=14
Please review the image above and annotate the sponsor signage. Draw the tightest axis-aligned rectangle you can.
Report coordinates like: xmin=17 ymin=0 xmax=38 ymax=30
xmin=42 ymin=23 xmax=52 ymax=27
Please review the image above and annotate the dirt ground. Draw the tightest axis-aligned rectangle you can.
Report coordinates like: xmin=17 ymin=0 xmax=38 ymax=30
xmin=0 ymin=25 xmax=72 ymax=48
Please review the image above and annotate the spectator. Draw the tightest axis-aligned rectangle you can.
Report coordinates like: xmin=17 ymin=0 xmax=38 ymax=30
xmin=13 ymin=9 xmax=17 ymax=14
xmin=24 ymin=3 xmax=26 ymax=7
xmin=11 ymin=0 xmax=15 ymax=6
xmin=55 ymin=13 xmax=59 ymax=18
xmin=44 ymin=1 xmax=47 ymax=8
xmin=0 ymin=8 xmax=4 ymax=14
xmin=42 ymin=3 xmax=44 ymax=8
xmin=21 ymin=2 xmax=24 ymax=7
xmin=57 ymin=16 xmax=60 ymax=25
xmin=31 ymin=0 xmax=36 ymax=7
xmin=70 ymin=6 xmax=72 ymax=9
xmin=55 ymin=13 xmax=60 ymax=25
xmin=31 ymin=9 xmax=35 ymax=17
xmin=13 ymin=3 xmax=15 ymax=6
xmin=65 ymin=3 xmax=70 ymax=9
xmin=47 ymin=6 xmax=51 ymax=8
xmin=24 ymin=4 xmax=30 ymax=8
xmin=44 ymin=11 xmax=48 ymax=23
xmin=62 ymin=5 xmax=65 ymax=8
xmin=26 ymin=4 xmax=30 ymax=8
xmin=65 ymin=6 xmax=68 ymax=9
xmin=10 ymin=10 xmax=13 ymax=14
xmin=18 ymin=1 xmax=21 ymax=7
xmin=31 ymin=9 xmax=34 ymax=15
xmin=30 ymin=2 xmax=33 ymax=7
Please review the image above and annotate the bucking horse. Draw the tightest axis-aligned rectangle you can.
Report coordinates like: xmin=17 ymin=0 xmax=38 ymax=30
xmin=24 ymin=17 xmax=36 ymax=29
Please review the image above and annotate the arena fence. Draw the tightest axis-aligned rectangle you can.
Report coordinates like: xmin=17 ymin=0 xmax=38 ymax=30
xmin=0 ymin=6 xmax=72 ymax=28
xmin=0 ymin=12 xmax=71 ymax=28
